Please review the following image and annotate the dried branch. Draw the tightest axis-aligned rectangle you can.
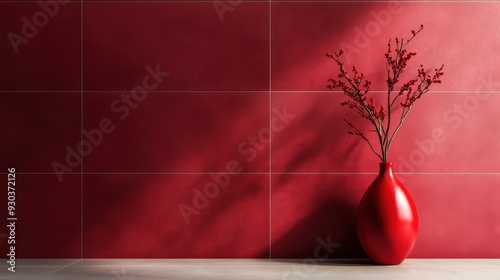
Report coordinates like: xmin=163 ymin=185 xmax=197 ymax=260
xmin=326 ymin=25 xmax=444 ymax=162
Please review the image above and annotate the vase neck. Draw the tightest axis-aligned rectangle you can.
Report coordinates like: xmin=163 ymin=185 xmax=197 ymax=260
xmin=379 ymin=162 xmax=394 ymax=176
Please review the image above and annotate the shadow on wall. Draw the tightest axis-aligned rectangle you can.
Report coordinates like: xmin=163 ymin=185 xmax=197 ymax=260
xmin=271 ymin=174 xmax=368 ymax=259
xmin=271 ymin=1 xmax=397 ymax=91
xmin=80 ymin=1 xmax=383 ymax=258
xmin=83 ymin=91 xmax=270 ymax=173
xmin=8 ymin=0 xmax=394 ymax=258
xmin=286 ymin=98 xmax=362 ymax=173
xmin=82 ymin=93 xmax=272 ymax=258
xmin=273 ymin=91 xmax=373 ymax=174
xmin=83 ymin=173 xmax=270 ymax=258
xmin=269 ymin=0 xmax=395 ymax=260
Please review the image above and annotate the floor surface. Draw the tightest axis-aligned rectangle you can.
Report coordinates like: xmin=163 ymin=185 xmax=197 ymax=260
xmin=1 ymin=259 xmax=499 ymax=279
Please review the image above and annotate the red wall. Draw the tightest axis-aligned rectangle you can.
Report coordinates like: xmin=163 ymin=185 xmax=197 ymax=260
xmin=1 ymin=0 xmax=500 ymax=258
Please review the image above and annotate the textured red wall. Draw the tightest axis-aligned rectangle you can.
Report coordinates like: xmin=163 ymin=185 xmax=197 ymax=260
xmin=1 ymin=0 xmax=500 ymax=258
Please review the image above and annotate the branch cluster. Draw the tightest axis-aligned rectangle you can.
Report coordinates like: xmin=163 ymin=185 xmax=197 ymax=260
xmin=326 ymin=25 xmax=444 ymax=162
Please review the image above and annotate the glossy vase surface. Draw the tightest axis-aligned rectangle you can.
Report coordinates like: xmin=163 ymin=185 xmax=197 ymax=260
xmin=356 ymin=162 xmax=419 ymax=265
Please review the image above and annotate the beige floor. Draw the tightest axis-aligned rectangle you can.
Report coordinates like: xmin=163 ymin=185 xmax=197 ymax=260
xmin=1 ymin=259 xmax=499 ymax=279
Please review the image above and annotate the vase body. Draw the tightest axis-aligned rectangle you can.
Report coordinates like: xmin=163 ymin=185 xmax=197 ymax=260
xmin=356 ymin=162 xmax=418 ymax=265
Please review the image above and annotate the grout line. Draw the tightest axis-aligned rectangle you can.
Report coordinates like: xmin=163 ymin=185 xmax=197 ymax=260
xmin=269 ymin=0 xmax=272 ymax=259
xmin=1 ymin=0 xmax=499 ymax=2
xmin=80 ymin=0 xmax=84 ymax=260
xmin=6 ymin=172 xmax=500 ymax=175
xmin=2 ymin=90 xmax=500 ymax=93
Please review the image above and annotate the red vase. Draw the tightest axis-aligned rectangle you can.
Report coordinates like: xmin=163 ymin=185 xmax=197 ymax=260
xmin=356 ymin=162 xmax=419 ymax=265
